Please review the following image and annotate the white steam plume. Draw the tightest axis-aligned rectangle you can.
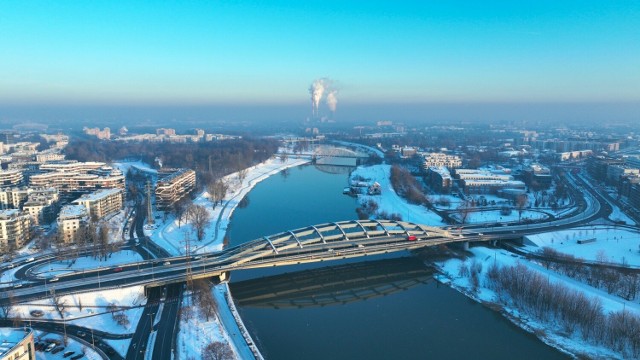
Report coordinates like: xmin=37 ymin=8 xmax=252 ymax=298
xmin=326 ymin=90 xmax=338 ymax=113
xmin=309 ymin=78 xmax=335 ymax=117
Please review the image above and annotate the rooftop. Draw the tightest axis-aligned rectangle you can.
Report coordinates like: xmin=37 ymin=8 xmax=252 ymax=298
xmin=0 ymin=328 xmax=32 ymax=357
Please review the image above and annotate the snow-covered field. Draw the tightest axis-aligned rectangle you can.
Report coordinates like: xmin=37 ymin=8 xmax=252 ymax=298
xmin=351 ymin=165 xmax=445 ymax=225
xmin=524 ymin=226 xmax=640 ymax=266
xmin=450 ymin=209 xmax=549 ymax=224
xmin=29 ymin=250 xmax=144 ymax=277
xmin=13 ymin=285 xmax=146 ymax=336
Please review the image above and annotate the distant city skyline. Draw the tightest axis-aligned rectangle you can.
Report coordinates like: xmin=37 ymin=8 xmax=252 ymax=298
xmin=0 ymin=1 xmax=638 ymax=121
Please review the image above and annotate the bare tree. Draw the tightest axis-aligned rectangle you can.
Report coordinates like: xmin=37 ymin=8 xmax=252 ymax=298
xmin=173 ymin=197 xmax=191 ymax=228
xmin=515 ymin=194 xmax=529 ymax=221
xmin=188 ymin=204 xmax=210 ymax=241
xmin=0 ymin=292 xmax=16 ymax=319
xmin=457 ymin=199 xmax=474 ymax=224
xmin=237 ymin=168 xmax=248 ymax=182
xmin=207 ymin=179 xmax=228 ymax=208
xmin=51 ymin=288 xmax=67 ymax=319
xmin=202 ymin=342 xmax=234 ymax=360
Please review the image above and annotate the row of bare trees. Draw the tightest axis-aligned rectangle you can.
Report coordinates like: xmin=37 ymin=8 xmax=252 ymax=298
xmin=484 ymin=262 xmax=640 ymax=358
xmin=538 ymin=247 xmax=640 ymax=301
xmin=390 ymin=165 xmax=429 ymax=205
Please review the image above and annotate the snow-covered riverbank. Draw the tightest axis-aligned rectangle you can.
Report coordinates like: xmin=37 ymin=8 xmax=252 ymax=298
xmin=352 ymin=164 xmax=640 ymax=359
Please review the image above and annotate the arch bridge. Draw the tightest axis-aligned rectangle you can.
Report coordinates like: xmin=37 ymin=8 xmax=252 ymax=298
xmin=212 ymin=219 xmax=464 ymax=272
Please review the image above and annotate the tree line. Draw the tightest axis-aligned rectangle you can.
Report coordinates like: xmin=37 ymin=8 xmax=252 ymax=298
xmin=390 ymin=165 xmax=429 ymax=205
xmin=64 ymin=137 xmax=279 ymax=180
xmin=481 ymin=261 xmax=640 ymax=358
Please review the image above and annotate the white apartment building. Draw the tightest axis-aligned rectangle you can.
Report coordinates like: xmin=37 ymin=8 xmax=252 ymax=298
xmin=73 ymin=188 xmax=123 ymax=219
xmin=423 ymin=153 xmax=462 ymax=169
xmin=57 ymin=204 xmax=88 ymax=243
xmin=0 ymin=209 xmax=31 ymax=252
xmin=22 ymin=188 xmax=59 ymax=225
xmin=156 ymin=168 xmax=196 ymax=210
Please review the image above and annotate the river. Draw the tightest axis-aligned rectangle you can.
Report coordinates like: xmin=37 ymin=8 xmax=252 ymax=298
xmin=227 ymin=165 xmax=568 ymax=360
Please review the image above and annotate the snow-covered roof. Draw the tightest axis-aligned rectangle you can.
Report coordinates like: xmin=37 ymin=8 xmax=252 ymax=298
xmin=428 ymin=166 xmax=452 ymax=179
xmin=0 ymin=328 xmax=31 ymax=357
xmin=59 ymin=204 xmax=88 ymax=219
xmin=74 ymin=188 xmax=121 ymax=202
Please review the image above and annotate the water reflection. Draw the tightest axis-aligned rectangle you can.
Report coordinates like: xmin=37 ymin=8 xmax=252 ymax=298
xmin=230 ymin=257 xmax=432 ymax=309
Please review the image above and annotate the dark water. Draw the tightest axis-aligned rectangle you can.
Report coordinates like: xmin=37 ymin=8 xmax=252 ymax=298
xmin=227 ymin=165 xmax=568 ymax=360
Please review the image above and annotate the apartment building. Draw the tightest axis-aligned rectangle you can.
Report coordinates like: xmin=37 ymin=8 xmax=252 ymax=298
xmin=423 ymin=153 xmax=462 ymax=169
xmin=23 ymin=189 xmax=59 ymax=225
xmin=0 ymin=170 xmax=24 ymax=188
xmin=0 ymin=328 xmax=35 ymax=360
xmin=155 ymin=168 xmax=196 ymax=210
xmin=57 ymin=204 xmax=89 ymax=243
xmin=426 ymin=166 xmax=452 ymax=193
xmin=0 ymin=209 xmax=31 ymax=251
xmin=73 ymin=188 xmax=123 ymax=219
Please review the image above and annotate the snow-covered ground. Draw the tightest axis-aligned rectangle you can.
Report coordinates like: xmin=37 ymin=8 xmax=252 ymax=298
xmin=450 ymin=209 xmax=549 ymax=224
xmin=12 ymin=285 xmax=146 ymax=336
xmin=29 ymin=250 xmax=144 ymax=277
xmin=351 ymin=165 xmax=445 ymax=225
xmin=35 ymin=330 xmax=102 ymax=360
xmin=436 ymin=246 xmax=638 ymax=360
xmin=524 ymin=226 xmax=640 ymax=266
xmin=147 ymin=155 xmax=311 ymax=256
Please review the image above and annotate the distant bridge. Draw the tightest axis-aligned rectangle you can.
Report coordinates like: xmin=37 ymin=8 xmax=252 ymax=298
xmin=280 ymin=146 xmax=370 ymax=167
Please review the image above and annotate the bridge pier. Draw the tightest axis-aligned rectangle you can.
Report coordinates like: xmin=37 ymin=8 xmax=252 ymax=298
xmin=462 ymin=241 xmax=469 ymax=251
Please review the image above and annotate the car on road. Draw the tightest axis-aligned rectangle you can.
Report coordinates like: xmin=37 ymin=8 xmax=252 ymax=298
xmin=25 ymin=257 xmax=35 ymax=263
xmin=30 ymin=309 xmax=44 ymax=317
xmin=407 ymin=235 xmax=418 ymax=241
xmin=49 ymin=276 xmax=59 ymax=282
xmin=45 ymin=343 xmax=56 ymax=352
xmin=113 ymin=267 xmax=123 ymax=272
xmin=163 ymin=261 xmax=171 ymax=266
xmin=77 ymin=331 xmax=86 ymax=338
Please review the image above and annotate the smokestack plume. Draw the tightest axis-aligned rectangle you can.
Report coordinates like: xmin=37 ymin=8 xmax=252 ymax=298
xmin=308 ymin=78 xmax=337 ymax=118
xmin=326 ymin=90 xmax=338 ymax=114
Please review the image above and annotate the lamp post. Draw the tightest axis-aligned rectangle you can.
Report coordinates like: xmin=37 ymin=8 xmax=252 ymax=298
xmin=148 ymin=313 xmax=155 ymax=334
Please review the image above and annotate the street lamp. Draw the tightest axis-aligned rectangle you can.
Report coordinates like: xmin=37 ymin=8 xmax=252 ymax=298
xmin=148 ymin=313 xmax=155 ymax=334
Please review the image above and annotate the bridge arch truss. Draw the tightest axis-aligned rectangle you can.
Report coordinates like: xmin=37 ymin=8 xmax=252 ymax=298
xmin=222 ymin=220 xmax=455 ymax=268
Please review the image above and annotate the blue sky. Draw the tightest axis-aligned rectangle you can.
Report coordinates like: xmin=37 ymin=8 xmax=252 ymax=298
xmin=0 ymin=1 xmax=638 ymax=106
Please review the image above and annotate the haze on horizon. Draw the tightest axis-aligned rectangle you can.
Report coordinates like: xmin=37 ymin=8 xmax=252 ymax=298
xmin=0 ymin=1 xmax=638 ymax=124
